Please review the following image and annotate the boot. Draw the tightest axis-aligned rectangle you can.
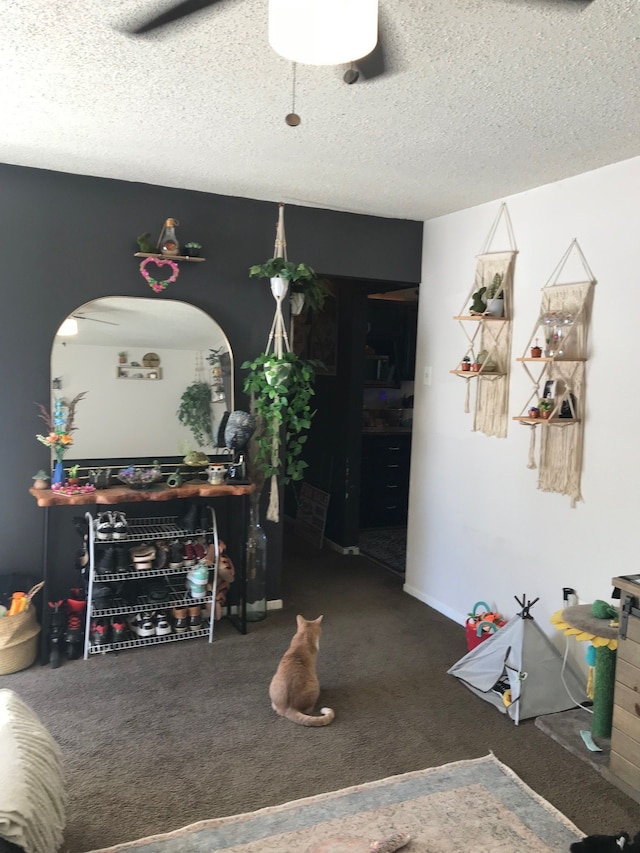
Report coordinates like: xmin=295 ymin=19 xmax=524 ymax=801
xmin=48 ymin=601 xmax=66 ymax=669
xmin=65 ymin=589 xmax=86 ymax=659
xmin=177 ymin=502 xmax=198 ymax=534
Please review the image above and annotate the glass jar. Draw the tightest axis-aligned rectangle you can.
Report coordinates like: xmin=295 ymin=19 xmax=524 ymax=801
xmin=245 ymin=492 xmax=267 ymax=622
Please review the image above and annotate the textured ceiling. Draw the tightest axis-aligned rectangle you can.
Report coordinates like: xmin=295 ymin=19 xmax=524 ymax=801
xmin=2 ymin=0 xmax=639 ymax=221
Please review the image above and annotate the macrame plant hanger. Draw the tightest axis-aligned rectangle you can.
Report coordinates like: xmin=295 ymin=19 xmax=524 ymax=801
xmin=454 ymin=203 xmax=517 ymax=438
xmin=265 ymin=203 xmax=291 ymax=358
xmin=263 ymin=202 xmax=290 ymax=523
xmin=515 ymin=238 xmax=595 ymax=506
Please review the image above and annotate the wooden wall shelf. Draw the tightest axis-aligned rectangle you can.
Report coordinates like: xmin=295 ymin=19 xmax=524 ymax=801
xmin=29 ymin=482 xmax=254 ymax=507
xmin=134 ymin=252 xmax=205 ymax=263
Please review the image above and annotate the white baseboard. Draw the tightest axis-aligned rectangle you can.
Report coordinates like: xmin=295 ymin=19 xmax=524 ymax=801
xmin=324 ymin=538 xmax=360 ymax=556
xmin=402 ymin=582 xmax=466 ymax=626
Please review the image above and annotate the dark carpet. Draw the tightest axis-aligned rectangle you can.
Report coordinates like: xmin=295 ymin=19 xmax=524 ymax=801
xmin=2 ymin=529 xmax=639 ymax=852
xmin=358 ymin=526 xmax=407 ymax=575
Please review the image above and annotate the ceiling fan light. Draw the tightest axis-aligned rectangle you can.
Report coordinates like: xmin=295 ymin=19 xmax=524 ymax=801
xmin=268 ymin=0 xmax=378 ymax=66
xmin=57 ymin=317 xmax=78 ymax=337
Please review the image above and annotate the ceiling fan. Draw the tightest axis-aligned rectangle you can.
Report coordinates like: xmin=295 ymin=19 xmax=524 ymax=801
xmin=72 ymin=313 xmax=120 ymax=326
xmin=128 ymin=0 xmax=389 ymax=82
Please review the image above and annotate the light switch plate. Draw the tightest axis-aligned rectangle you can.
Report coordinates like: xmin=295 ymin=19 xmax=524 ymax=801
xmin=423 ymin=366 xmax=432 ymax=386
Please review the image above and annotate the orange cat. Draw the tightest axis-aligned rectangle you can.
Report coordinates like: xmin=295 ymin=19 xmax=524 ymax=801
xmin=269 ymin=615 xmax=335 ymax=726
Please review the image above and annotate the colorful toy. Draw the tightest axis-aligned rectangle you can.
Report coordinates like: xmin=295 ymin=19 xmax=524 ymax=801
xmin=465 ymin=600 xmax=507 ymax=651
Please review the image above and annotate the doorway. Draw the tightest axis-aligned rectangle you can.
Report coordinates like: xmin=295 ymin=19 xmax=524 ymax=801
xmin=288 ymin=278 xmax=418 ymax=575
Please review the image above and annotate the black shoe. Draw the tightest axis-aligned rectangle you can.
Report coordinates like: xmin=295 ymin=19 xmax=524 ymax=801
xmin=65 ymin=613 xmax=84 ymax=659
xmin=177 ymin=503 xmax=198 ymax=534
xmin=95 ymin=545 xmax=116 ymax=576
xmin=115 ymin=546 xmax=130 ymax=574
xmin=48 ymin=601 xmax=66 ymax=669
xmin=90 ymin=618 xmax=109 ymax=645
xmin=154 ymin=540 xmax=169 ymax=570
xmin=91 ymin=582 xmax=114 ymax=606
xmin=199 ymin=507 xmax=211 ymax=532
xmin=169 ymin=540 xmax=183 ymax=568
xmin=146 ymin=579 xmax=169 ymax=602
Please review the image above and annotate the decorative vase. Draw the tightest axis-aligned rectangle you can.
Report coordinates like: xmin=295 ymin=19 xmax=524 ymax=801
xmin=245 ymin=491 xmax=267 ymax=622
xmin=52 ymin=459 xmax=65 ymax=486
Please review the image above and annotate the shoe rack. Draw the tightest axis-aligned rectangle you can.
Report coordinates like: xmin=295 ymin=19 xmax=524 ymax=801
xmin=83 ymin=508 xmax=220 ymax=658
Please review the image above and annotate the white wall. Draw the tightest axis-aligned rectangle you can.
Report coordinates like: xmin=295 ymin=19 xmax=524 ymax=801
xmin=406 ymin=156 xmax=640 ymax=658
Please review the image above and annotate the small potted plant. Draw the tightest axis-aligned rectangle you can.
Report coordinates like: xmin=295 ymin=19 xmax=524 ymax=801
xmin=184 ymin=241 xmax=202 ymax=258
xmin=118 ymin=351 xmax=128 ymax=364
xmin=528 ymin=406 xmax=540 ymax=419
xmin=538 ymin=399 xmax=554 ymax=419
xmin=472 ymin=358 xmax=482 ymax=372
xmin=530 ymin=338 xmax=542 ymax=359
xmin=461 ymin=355 xmax=471 ymax=372
xmin=67 ymin=464 xmax=81 ymax=486
xmin=32 ymin=469 xmax=50 ymax=490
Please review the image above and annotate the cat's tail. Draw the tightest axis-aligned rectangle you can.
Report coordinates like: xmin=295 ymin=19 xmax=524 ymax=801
xmin=285 ymin=706 xmax=335 ymax=727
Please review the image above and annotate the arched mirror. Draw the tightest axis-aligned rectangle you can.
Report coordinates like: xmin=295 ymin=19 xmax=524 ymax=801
xmin=51 ymin=297 xmax=233 ymax=460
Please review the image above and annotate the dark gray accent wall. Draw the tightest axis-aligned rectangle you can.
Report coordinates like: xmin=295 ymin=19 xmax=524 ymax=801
xmin=0 ymin=163 xmax=422 ymax=600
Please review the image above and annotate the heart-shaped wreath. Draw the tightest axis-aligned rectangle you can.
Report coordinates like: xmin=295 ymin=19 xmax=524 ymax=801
xmin=139 ymin=257 xmax=180 ymax=293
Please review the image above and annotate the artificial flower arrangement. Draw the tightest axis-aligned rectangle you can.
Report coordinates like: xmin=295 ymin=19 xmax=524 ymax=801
xmin=35 ymin=392 xmax=88 ymax=487
xmin=35 ymin=393 xmax=87 ymax=461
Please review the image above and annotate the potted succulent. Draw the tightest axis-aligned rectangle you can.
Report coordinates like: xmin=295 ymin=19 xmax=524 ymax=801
xmin=249 ymin=258 xmax=330 ymax=312
xmin=485 ymin=273 xmax=505 ymax=317
xmin=538 ymin=399 xmax=554 ymax=419
xmin=461 ymin=355 xmax=471 ymax=372
xmin=67 ymin=464 xmax=81 ymax=486
xmin=528 ymin=406 xmax=540 ymax=419
xmin=118 ymin=351 xmax=128 ymax=364
xmin=184 ymin=241 xmax=202 ymax=258
xmin=530 ymin=338 xmax=542 ymax=359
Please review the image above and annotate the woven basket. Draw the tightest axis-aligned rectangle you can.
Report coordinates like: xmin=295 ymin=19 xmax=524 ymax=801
xmin=0 ymin=582 xmax=44 ymax=675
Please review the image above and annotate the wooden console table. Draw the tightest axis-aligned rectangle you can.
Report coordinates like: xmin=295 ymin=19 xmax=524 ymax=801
xmin=30 ymin=482 xmax=255 ymax=663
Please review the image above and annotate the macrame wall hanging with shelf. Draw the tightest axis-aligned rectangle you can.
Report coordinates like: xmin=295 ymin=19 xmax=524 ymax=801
xmin=513 ymin=239 xmax=596 ymax=506
xmin=451 ymin=203 xmax=518 ymax=438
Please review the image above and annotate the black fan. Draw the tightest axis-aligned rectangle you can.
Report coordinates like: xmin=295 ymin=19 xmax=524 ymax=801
xmin=128 ymin=0 xmax=389 ymax=81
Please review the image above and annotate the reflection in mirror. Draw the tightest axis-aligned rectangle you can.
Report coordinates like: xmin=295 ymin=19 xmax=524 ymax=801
xmin=51 ymin=297 xmax=233 ymax=460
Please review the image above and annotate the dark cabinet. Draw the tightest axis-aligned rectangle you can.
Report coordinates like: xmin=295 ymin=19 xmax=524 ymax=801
xmin=359 ymin=433 xmax=412 ymax=528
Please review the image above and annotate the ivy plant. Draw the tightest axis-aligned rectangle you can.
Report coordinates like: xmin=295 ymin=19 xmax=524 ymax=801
xmin=177 ymin=381 xmax=214 ymax=447
xmin=242 ymin=352 xmax=321 ymax=485
xmin=249 ymin=258 xmax=330 ymax=312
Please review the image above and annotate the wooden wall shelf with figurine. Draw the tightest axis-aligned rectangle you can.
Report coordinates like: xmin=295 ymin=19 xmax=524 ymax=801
xmin=134 ymin=252 xmax=205 ymax=263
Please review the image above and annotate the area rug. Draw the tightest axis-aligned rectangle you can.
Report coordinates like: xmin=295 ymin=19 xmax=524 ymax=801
xmin=358 ymin=527 xmax=407 ymax=575
xmin=84 ymin=754 xmax=583 ymax=853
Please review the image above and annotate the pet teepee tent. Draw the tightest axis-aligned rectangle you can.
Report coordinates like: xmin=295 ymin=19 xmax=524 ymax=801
xmin=448 ymin=595 xmax=587 ymax=725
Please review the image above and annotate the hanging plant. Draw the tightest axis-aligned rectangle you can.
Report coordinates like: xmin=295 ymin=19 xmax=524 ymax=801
xmin=177 ymin=381 xmax=214 ymax=447
xmin=249 ymin=258 xmax=330 ymax=312
xmin=242 ymin=352 xmax=321 ymax=485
